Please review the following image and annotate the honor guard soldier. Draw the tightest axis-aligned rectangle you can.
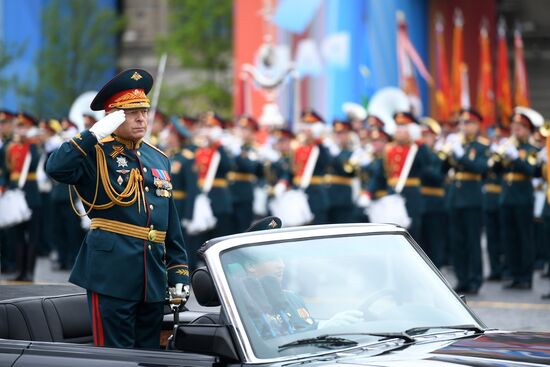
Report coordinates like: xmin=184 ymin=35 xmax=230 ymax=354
xmin=0 ymin=110 xmax=16 ymax=274
xmin=383 ymin=112 xmax=429 ymax=240
xmin=165 ymin=118 xmax=201 ymax=271
xmin=195 ymin=112 xmax=234 ymax=238
xmin=326 ymin=119 xmax=357 ymax=223
xmin=229 ymin=116 xmax=262 ymax=232
xmin=363 ymin=128 xmax=391 ymax=202
xmin=293 ymin=110 xmax=331 ymax=224
xmin=418 ymin=117 xmax=447 ymax=268
xmin=5 ymin=113 xmax=43 ymax=281
xmin=46 ymin=69 xmax=189 ymax=349
xmin=442 ymin=109 xmax=489 ymax=294
xmin=492 ymin=106 xmax=543 ymax=290
xmin=483 ymin=125 xmax=507 ymax=281
xmin=264 ymin=128 xmax=294 ymax=200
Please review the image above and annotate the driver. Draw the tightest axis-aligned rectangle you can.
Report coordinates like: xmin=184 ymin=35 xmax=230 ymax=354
xmin=236 ymin=217 xmax=363 ymax=339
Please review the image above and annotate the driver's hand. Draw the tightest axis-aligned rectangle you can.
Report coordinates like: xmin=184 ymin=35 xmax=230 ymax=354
xmin=318 ymin=310 xmax=363 ymax=329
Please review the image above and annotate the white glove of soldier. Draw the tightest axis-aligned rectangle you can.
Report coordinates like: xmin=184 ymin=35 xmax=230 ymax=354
xmin=504 ymin=144 xmax=519 ymax=160
xmin=169 ymin=283 xmax=190 ymax=305
xmin=273 ymin=181 xmax=287 ymax=198
xmin=318 ymin=310 xmax=363 ymax=329
xmin=89 ymin=110 xmax=126 ymax=141
xmin=537 ymin=147 xmax=547 ymax=163
xmin=452 ymin=142 xmax=465 ymax=159
xmin=311 ymin=122 xmax=325 ymax=139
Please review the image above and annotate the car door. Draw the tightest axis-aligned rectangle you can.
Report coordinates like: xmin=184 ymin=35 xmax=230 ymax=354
xmin=13 ymin=341 xmax=219 ymax=367
xmin=0 ymin=340 xmax=29 ymax=367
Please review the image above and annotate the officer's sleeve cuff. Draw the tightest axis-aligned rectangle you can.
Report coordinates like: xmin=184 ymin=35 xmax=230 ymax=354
xmin=70 ymin=130 xmax=98 ymax=156
xmin=167 ymin=264 xmax=190 ymax=286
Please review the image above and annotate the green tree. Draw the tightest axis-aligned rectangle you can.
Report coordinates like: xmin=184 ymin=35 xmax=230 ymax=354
xmin=0 ymin=42 xmax=24 ymax=102
xmin=27 ymin=0 xmax=124 ymax=117
xmin=159 ymin=0 xmax=233 ymax=116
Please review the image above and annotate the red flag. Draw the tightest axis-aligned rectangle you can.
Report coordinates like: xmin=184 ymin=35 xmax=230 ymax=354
xmin=450 ymin=9 xmax=464 ymax=115
xmin=477 ymin=19 xmax=495 ymax=131
xmin=496 ymin=19 xmax=513 ymax=127
xmin=396 ymin=11 xmax=433 ymax=115
xmin=514 ymin=26 xmax=530 ymax=107
xmin=434 ymin=14 xmax=451 ymax=122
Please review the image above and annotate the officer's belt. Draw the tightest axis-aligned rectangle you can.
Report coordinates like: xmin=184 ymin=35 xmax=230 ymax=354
xmin=503 ymin=172 xmax=528 ymax=182
xmin=172 ymin=190 xmax=187 ymax=199
xmin=292 ymin=176 xmax=325 ymax=186
xmin=454 ymin=172 xmax=481 ymax=181
xmin=228 ymin=172 xmax=256 ymax=182
xmin=420 ymin=186 xmax=445 ymax=197
xmin=10 ymin=172 xmax=37 ymax=181
xmin=374 ymin=190 xmax=388 ymax=199
xmin=387 ymin=177 xmax=420 ymax=187
xmin=90 ymin=218 xmax=166 ymax=243
xmin=484 ymin=183 xmax=502 ymax=194
xmin=198 ymin=178 xmax=228 ymax=188
xmin=325 ymin=175 xmax=353 ymax=185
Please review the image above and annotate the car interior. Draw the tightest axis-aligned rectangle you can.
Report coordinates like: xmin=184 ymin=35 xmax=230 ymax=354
xmin=0 ymin=268 xmax=225 ymax=352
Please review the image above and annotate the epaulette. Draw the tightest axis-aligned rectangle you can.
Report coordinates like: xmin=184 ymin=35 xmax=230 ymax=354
xmin=477 ymin=136 xmax=490 ymax=146
xmin=100 ymin=136 xmax=115 ymax=143
xmin=181 ymin=149 xmax=194 ymax=160
xmin=143 ymin=140 xmax=168 ymax=158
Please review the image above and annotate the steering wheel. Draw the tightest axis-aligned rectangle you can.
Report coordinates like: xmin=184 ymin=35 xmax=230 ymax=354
xmin=359 ymin=288 xmax=400 ymax=318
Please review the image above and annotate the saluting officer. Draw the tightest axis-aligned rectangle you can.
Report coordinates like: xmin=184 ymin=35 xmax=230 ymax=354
xmin=442 ymin=109 xmax=489 ymax=294
xmin=493 ymin=107 xmax=543 ymax=290
xmin=46 ymin=69 xmax=189 ymax=349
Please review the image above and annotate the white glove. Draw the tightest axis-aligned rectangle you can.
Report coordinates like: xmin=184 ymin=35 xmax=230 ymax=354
xmin=169 ymin=283 xmax=190 ymax=304
xmin=318 ymin=310 xmax=363 ymax=329
xmin=537 ymin=147 xmax=547 ymax=163
xmin=356 ymin=192 xmax=371 ymax=208
xmin=504 ymin=144 xmax=519 ymax=160
xmin=452 ymin=142 xmax=465 ymax=159
xmin=89 ymin=110 xmax=126 ymax=141
xmin=311 ymin=122 xmax=325 ymax=139
xmin=274 ymin=181 xmax=287 ymax=197
xmin=323 ymin=139 xmax=341 ymax=156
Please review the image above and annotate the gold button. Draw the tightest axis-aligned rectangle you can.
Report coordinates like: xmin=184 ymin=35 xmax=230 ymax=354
xmin=150 ymin=225 xmax=154 ymax=229
xmin=145 ymin=186 xmax=149 ymax=192
xmin=149 ymin=204 xmax=154 ymax=210
xmin=137 ymin=151 xmax=141 ymax=156
xmin=148 ymin=244 xmax=151 ymax=250
xmin=143 ymin=167 xmax=148 ymax=173
xmin=147 ymin=229 xmax=157 ymax=241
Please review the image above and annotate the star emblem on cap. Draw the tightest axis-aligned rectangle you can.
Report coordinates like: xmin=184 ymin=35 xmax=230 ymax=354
xmin=269 ymin=219 xmax=277 ymax=228
xmin=130 ymin=72 xmax=142 ymax=81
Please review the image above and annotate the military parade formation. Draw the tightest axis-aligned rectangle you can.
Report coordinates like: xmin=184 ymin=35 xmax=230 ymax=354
xmin=0 ymin=70 xmax=550 ymax=303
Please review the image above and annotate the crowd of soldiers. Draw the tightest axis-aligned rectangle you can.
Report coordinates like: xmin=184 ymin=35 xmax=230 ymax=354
xmin=0 ymin=103 xmax=549 ymax=298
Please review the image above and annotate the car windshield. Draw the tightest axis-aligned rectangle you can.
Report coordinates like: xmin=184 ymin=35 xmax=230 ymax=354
xmin=219 ymin=233 xmax=482 ymax=359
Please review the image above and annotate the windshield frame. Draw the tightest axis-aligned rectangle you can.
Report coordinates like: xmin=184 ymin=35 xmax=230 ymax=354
xmin=201 ymin=223 xmax=485 ymax=363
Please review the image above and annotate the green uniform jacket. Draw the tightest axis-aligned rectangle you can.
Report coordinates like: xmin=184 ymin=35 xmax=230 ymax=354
xmin=170 ymin=147 xmax=198 ymax=222
xmin=46 ymin=130 xmax=189 ymax=303
xmin=229 ymin=145 xmax=262 ymax=204
xmin=420 ymin=147 xmax=446 ymax=214
xmin=497 ymin=142 xmax=539 ymax=207
xmin=327 ymin=149 xmax=355 ymax=208
xmin=445 ymin=138 xmax=489 ymax=209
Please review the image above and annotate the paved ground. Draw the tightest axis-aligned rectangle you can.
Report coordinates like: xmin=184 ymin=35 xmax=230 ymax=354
xmin=1 ymin=257 xmax=550 ymax=331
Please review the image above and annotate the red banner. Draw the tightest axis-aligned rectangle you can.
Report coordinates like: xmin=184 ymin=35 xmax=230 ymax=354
xmin=514 ymin=27 xmax=530 ymax=107
xmin=496 ymin=19 xmax=512 ymax=127
xmin=477 ymin=20 xmax=495 ymax=131
xmin=434 ymin=14 xmax=451 ymax=122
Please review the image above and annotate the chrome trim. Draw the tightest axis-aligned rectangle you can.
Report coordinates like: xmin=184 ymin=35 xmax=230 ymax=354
xmin=203 ymin=223 xmax=408 ymax=363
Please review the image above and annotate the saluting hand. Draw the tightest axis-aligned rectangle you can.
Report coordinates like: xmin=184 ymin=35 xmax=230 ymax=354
xmin=89 ymin=110 xmax=126 ymax=141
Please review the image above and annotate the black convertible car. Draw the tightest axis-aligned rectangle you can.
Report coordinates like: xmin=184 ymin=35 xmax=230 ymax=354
xmin=1 ymin=223 xmax=550 ymax=366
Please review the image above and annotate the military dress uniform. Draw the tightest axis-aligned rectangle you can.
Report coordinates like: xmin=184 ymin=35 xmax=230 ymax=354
xmin=169 ymin=120 xmax=201 ymax=271
xmin=46 ymin=69 xmax=189 ymax=349
xmin=0 ymin=111 xmax=15 ymax=273
xmin=6 ymin=114 xmax=43 ymax=281
xmin=444 ymin=110 xmax=489 ymax=294
xmin=482 ymin=167 xmax=504 ymax=280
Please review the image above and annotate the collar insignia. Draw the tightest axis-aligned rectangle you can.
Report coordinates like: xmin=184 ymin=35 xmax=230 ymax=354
xmin=131 ymin=72 xmax=142 ymax=81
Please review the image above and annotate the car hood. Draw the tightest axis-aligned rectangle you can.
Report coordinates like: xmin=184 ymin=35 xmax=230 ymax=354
xmin=297 ymin=331 xmax=550 ymax=367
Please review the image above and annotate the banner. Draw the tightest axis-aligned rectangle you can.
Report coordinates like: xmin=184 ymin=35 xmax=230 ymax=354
xmin=514 ymin=27 xmax=530 ymax=107
xmin=450 ymin=9 xmax=464 ymax=115
xmin=477 ymin=20 xmax=495 ymax=131
xmin=434 ymin=14 xmax=451 ymax=122
xmin=496 ymin=18 xmax=513 ymax=127
xmin=396 ymin=11 xmax=433 ymax=115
